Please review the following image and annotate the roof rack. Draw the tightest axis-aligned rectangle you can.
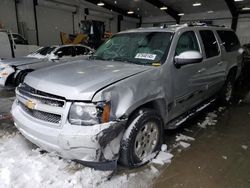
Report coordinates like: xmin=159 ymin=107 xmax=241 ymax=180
xmin=187 ymin=21 xmax=226 ymax=28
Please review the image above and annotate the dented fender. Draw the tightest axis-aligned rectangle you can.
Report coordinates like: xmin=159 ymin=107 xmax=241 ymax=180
xmin=92 ymin=67 xmax=172 ymax=123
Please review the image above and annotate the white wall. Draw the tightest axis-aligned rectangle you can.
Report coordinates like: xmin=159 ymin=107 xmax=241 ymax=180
xmin=237 ymin=15 xmax=250 ymax=44
xmin=17 ymin=0 xmax=37 ymax=44
xmin=0 ymin=0 xmax=18 ymax=32
xmin=36 ymin=5 xmax=74 ymax=46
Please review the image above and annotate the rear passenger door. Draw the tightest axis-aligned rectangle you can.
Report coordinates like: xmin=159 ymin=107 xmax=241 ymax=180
xmin=216 ymin=30 xmax=242 ymax=74
xmin=198 ymin=30 xmax=225 ymax=98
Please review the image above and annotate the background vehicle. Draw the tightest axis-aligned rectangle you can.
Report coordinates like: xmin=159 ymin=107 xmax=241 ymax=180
xmin=242 ymin=43 xmax=250 ymax=63
xmin=0 ymin=30 xmax=39 ymax=59
xmin=11 ymin=24 xmax=243 ymax=170
xmin=0 ymin=44 xmax=94 ymax=87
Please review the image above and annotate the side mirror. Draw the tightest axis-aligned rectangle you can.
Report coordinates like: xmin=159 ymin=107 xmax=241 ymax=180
xmin=174 ymin=51 xmax=203 ymax=68
xmin=238 ymin=47 xmax=244 ymax=54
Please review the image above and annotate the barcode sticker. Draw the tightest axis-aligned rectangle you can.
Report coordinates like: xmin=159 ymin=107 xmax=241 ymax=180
xmin=135 ymin=53 xmax=157 ymax=60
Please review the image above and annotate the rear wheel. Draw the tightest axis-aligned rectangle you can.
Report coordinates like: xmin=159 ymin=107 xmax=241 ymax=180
xmin=219 ymin=73 xmax=235 ymax=105
xmin=119 ymin=109 xmax=163 ymax=167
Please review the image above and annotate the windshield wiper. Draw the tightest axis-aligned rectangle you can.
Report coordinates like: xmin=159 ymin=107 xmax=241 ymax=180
xmin=109 ymin=57 xmax=142 ymax=65
xmin=89 ymin=55 xmax=105 ymax=61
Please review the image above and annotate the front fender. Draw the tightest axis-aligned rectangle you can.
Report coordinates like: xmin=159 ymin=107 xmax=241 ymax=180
xmin=0 ymin=66 xmax=15 ymax=86
xmin=92 ymin=68 xmax=169 ymax=122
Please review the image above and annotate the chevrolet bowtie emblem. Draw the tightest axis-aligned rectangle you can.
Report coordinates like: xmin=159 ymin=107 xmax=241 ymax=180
xmin=25 ymin=100 xmax=36 ymax=109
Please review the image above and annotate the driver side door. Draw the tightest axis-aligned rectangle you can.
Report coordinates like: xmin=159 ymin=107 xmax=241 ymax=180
xmin=170 ymin=30 xmax=207 ymax=119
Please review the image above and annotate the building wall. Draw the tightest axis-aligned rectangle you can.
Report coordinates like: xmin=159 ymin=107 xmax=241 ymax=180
xmin=237 ymin=15 xmax=250 ymax=44
xmin=0 ymin=0 xmax=138 ymax=46
xmin=36 ymin=5 xmax=74 ymax=46
xmin=0 ymin=0 xmax=18 ymax=32
xmin=2 ymin=1 xmax=250 ymax=46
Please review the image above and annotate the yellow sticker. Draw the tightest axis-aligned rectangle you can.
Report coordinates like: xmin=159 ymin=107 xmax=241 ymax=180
xmin=152 ymin=63 xmax=161 ymax=67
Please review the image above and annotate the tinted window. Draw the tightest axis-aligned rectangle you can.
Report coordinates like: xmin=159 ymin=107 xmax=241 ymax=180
xmin=217 ymin=30 xmax=240 ymax=52
xmin=55 ymin=47 xmax=74 ymax=57
xmin=175 ymin=31 xmax=200 ymax=55
xmin=12 ymin=34 xmax=28 ymax=45
xmin=199 ymin=30 xmax=220 ymax=58
xmin=75 ymin=46 xmax=90 ymax=55
xmin=35 ymin=47 xmax=56 ymax=55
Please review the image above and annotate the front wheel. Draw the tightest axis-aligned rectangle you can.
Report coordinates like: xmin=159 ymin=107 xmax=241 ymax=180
xmin=119 ymin=109 xmax=163 ymax=167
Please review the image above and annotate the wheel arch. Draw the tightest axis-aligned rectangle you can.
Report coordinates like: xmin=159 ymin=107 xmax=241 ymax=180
xmin=125 ymin=98 xmax=167 ymax=128
xmin=227 ymin=66 xmax=238 ymax=80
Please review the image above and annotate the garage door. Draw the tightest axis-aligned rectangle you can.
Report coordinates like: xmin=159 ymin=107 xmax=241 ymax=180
xmin=0 ymin=0 xmax=17 ymax=32
xmin=36 ymin=5 xmax=73 ymax=46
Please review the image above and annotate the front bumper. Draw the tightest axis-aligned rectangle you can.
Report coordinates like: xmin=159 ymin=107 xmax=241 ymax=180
xmin=11 ymin=101 xmax=126 ymax=170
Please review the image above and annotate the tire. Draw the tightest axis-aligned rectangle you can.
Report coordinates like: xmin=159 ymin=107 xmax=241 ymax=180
xmin=15 ymin=71 xmax=29 ymax=86
xmin=219 ymin=73 xmax=235 ymax=105
xmin=119 ymin=108 xmax=163 ymax=167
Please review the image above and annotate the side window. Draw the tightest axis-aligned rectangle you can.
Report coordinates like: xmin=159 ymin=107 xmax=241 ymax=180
xmin=199 ymin=30 xmax=220 ymax=58
xmin=217 ymin=30 xmax=240 ymax=52
xmin=75 ymin=46 xmax=89 ymax=55
xmin=12 ymin=34 xmax=28 ymax=45
xmin=55 ymin=47 xmax=73 ymax=57
xmin=175 ymin=31 xmax=200 ymax=56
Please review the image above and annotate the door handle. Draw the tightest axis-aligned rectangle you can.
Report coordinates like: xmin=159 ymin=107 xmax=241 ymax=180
xmin=217 ymin=61 xmax=223 ymax=66
xmin=198 ymin=68 xmax=206 ymax=73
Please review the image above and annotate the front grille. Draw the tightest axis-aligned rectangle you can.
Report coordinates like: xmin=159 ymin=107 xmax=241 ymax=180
xmin=18 ymin=83 xmax=65 ymax=107
xmin=20 ymin=102 xmax=61 ymax=124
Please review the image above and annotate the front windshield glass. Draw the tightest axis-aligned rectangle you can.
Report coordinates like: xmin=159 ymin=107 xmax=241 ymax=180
xmin=35 ymin=46 xmax=56 ymax=55
xmin=92 ymin=32 xmax=173 ymax=66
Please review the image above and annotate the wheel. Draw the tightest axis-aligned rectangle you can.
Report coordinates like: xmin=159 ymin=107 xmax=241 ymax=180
xmin=119 ymin=109 xmax=163 ymax=167
xmin=219 ymin=73 xmax=235 ymax=105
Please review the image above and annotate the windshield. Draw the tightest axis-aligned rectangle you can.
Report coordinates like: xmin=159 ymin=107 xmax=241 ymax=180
xmin=34 ymin=46 xmax=56 ymax=55
xmin=92 ymin=32 xmax=173 ymax=66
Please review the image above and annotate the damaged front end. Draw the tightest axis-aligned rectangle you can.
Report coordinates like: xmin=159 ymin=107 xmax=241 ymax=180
xmin=75 ymin=120 xmax=126 ymax=171
xmin=12 ymin=83 xmax=128 ymax=171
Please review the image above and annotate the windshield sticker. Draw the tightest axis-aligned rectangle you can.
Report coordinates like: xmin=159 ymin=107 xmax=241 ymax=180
xmin=152 ymin=62 xmax=161 ymax=67
xmin=135 ymin=53 xmax=157 ymax=60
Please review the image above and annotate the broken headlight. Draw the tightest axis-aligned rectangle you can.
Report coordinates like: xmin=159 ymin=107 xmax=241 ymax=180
xmin=68 ymin=102 xmax=111 ymax=126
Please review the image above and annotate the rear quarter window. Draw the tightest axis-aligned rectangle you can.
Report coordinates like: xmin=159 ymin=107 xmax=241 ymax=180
xmin=217 ymin=30 xmax=240 ymax=52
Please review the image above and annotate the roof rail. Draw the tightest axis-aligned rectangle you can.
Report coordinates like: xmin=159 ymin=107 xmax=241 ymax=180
xmin=187 ymin=21 xmax=226 ymax=28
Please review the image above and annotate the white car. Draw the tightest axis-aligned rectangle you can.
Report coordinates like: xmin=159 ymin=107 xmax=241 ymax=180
xmin=0 ymin=30 xmax=40 ymax=59
xmin=0 ymin=44 xmax=94 ymax=87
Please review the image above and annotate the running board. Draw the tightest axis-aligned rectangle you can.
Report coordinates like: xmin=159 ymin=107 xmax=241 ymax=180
xmin=167 ymin=99 xmax=216 ymax=129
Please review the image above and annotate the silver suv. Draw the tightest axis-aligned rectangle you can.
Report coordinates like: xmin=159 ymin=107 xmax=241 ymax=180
xmin=11 ymin=24 xmax=243 ymax=170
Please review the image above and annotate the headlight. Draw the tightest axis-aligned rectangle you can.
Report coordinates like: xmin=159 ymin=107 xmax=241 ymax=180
xmin=68 ymin=102 xmax=111 ymax=126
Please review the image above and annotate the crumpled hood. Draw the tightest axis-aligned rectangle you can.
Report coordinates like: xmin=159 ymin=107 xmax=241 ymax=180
xmin=25 ymin=60 xmax=152 ymax=100
xmin=0 ymin=57 xmax=45 ymax=66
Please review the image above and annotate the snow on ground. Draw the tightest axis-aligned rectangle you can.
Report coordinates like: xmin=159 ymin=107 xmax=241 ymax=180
xmin=151 ymin=145 xmax=173 ymax=165
xmin=241 ymin=145 xmax=248 ymax=150
xmin=197 ymin=111 xmax=219 ymax=128
xmin=0 ymin=132 xmax=173 ymax=188
xmin=173 ymin=134 xmax=195 ymax=150
xmin=175 ymin=134 xmax=195 ymax=142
